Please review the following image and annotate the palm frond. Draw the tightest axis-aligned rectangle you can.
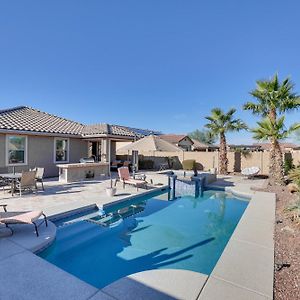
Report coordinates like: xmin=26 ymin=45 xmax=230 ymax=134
xmin=251 ymin=116 xmax=294 ymax=141
xmin=244 ymin=73 xmax=300 ymax=116
xmin=205 ymin=107 xmax=246 ymax=138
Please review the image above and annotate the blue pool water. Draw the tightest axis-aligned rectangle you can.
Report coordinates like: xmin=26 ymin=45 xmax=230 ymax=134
xmin=39 ymin=190 xmax=248 ymax=288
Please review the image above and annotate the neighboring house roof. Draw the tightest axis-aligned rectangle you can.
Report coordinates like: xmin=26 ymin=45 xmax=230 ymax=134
xmin=160 ymin=134 xmax=194 ymax=144
xmin=252 ymin=143 xmax=300 ymax=151
xmin=123 ymin=126 xmax=161 ymax=137
xmin=228 ymin=144 xmax=260 ymax=150
xmin=191 ymin=139 xmax=218 ymax=149
xmin=0 ymin=106 xmax=158 ymax=139
xmin=0 ymin=106 xmax=84 ymax=136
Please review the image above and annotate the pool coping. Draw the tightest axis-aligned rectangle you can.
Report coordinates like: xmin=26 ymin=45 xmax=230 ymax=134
xmin=198 ymin=189 xmax=275 ymax=299
xmin=0 ymin=181 xmax=275 ymax=299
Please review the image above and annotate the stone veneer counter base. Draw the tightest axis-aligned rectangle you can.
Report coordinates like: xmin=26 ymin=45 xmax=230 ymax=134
xmin=57 ymin=162 xmax=109 ymax=183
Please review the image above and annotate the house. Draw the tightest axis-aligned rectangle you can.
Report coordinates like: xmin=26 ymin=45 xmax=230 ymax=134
xmin=252 ymin=142 xmax=300 ymax=152
xmin=191 ymin=139 xmax=218 ymax=152
xmin=160 ymin=134 xmax=194 ymax=151
xmin=0 ymin=106 xmax=155 ymax=177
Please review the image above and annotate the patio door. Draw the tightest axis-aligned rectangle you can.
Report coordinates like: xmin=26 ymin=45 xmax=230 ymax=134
xmin=91 ymin=141 xmax=101 ymax=162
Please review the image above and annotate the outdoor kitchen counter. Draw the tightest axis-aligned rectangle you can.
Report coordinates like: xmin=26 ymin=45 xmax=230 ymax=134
xmin=57 ymin=162 xmax=110 ymax=183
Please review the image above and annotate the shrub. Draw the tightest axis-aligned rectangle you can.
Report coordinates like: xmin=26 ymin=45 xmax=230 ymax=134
xmin=286 ymin=168 xmax=300 ymax=224
xmin=288 ymin=167 xmax=300 ymax=188
xmin=182 ymin=159 xmax=196 ymax=170
xmin=284 ymin=156 xmax=294 ymax=175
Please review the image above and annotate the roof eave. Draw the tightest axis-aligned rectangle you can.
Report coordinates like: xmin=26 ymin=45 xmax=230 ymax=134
xmin=0 ymin=128 xmax=82 ymax=138
xmin=81 ymin=133 xmax=136 ymax=140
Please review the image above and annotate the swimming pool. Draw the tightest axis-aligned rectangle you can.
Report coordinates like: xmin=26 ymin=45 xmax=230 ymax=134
xmin=39 ymin=189 xmax=248 ymax=289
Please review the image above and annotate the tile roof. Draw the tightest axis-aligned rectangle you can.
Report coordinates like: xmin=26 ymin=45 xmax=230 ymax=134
xmin=191 ymin=139 xmax=217 ymax=149
xmin=0 ymin=106 xmax=84 ymax=135
xmin=82 ymin=124 xmax=142 ymax=137
xmin=0 ymin=106 xmax=158 ymax=138
xmin=160 ymin=134 xmax=193 ymax=144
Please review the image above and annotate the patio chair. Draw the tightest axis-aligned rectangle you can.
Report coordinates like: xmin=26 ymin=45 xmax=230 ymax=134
xmin=241 ymin=166 xmax=260 ymax=179
xmin=35 ymin=167 xmax=45 ymax=190
xmin=15 ymin=171 xmax=37 ymax=196
xmin=0 ymin=204 xmax=48 ymax=237
xmin=111 ymin=160 xmax=122 ymax=172
xmin=0 ymin=177 xmax=10 ymax=193
xmin=123 ymin=160 xmax=132 ymax=171
xmin=117 ymin=167 xmax=147 ymax=191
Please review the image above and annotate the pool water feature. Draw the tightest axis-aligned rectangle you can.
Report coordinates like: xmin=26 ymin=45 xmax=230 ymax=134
xmin=39 ymin=190 xmax=248 ymax=289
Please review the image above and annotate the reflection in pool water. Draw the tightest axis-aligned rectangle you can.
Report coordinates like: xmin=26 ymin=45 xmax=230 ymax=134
xmin=39 ymin=190 xmax=248 ymax=288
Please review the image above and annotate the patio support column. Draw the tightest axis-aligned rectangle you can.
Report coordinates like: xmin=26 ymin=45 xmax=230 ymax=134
xmin=101 ymin=138 xmax=110 ymax=162
xmin=100 ymin=138 xmax=111 ymax=163
xmin=108 ymin=139 xmax=111 ymax=164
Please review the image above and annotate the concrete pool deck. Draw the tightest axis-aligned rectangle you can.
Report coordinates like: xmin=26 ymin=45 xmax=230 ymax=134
xmin=0 ymin=172 xmax=169 ymax=217
xmin=0 ymin=174 xmax=275 ymax=299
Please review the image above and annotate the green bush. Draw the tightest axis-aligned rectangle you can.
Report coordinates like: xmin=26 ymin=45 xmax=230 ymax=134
xmin=139 ymin=160 xmax=154 ymax=170
xmin=182 ymin=159 xmax=196 ymax=170
xmin=284 ymin=156 xmax=294 ymax=175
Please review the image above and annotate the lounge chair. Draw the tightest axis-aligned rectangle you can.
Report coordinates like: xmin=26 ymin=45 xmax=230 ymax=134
xmin=14 ymin=171 xmax=37 ymax=196
xmin=0 ymin=204 xmax=48 ymax=237
xmin=117 ymin=167 xmax=147 ymax=191
xmin=241 ymin=166 xmax=260 ymax=179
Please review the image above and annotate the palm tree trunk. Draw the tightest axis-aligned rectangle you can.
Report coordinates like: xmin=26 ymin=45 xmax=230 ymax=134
xmin=268 ymin=109 xmax=276 ymax=123
xmin=219 ymin=133 xmax=228 ymax=174
xmin=269 ymin=138 xmax=284 ymax=185
xmin=267 ymin=109 xmax=284 ymax=185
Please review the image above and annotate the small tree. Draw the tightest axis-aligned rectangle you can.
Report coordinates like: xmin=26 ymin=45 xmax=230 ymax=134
xmin=205 ymin=108 xmax=247 ymax=174
xmin=244 ymin=74 xmax=300 ymax=185
xmin=252 ymin=116 xmax=300 ymax=184
xmin=188 ymin=129 xmax=216 ymax=145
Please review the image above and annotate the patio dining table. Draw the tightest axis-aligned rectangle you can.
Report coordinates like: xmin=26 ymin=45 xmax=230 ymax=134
xmin=0 ymin=173 xmax=22 ymax=196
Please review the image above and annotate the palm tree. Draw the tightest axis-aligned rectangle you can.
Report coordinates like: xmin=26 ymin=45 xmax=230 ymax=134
xmin=205 ymin=108 xmax=247 ymax=174
xmin=244 ymin=74 xmax=300 ymax=185
xmin=252 ymin=117 xmax=300 ymax=185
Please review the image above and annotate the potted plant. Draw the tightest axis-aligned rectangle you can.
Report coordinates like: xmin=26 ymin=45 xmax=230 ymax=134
xmin=106 ymin=178 xmax=117 ymax=197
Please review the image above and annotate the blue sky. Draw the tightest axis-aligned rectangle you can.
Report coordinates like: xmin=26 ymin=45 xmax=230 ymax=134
xmin=1 ymin=1 xmax=300 ymax=144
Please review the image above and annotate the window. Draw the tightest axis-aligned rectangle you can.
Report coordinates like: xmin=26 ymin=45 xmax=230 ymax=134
xmin=6 ymin=135 xmax=27 ymax=165
xmin=54 ymin=138 xmax=69 ymax=163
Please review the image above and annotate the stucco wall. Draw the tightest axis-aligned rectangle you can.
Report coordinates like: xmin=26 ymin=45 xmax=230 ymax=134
xmin=110 ymin=141 xmax=116 ymax=161
xmin=116 ymin=141 xmax=132 ymax=150
xmin=0 ymin=134 xmax=5 ymax=169
xmin=240 ymin=151 xmax=270 ymax=175
xmin=0 ymin=134 xmax=88 ymax=177
xmin=291 ymin=150 xmax=300 ymax=166
xmin=118 ymin=151 xmax=221 ymax=171
xmin=116 ymin=149 xmax=277 ymax=175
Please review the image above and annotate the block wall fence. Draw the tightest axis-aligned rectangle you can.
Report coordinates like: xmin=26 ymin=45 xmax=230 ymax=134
xmin=117 ymin=150 xmax=300 ymax=175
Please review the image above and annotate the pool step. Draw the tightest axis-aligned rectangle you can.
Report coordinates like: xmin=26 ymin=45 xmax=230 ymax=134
xmin=56 ymin=223 xmax=109 ymax=251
